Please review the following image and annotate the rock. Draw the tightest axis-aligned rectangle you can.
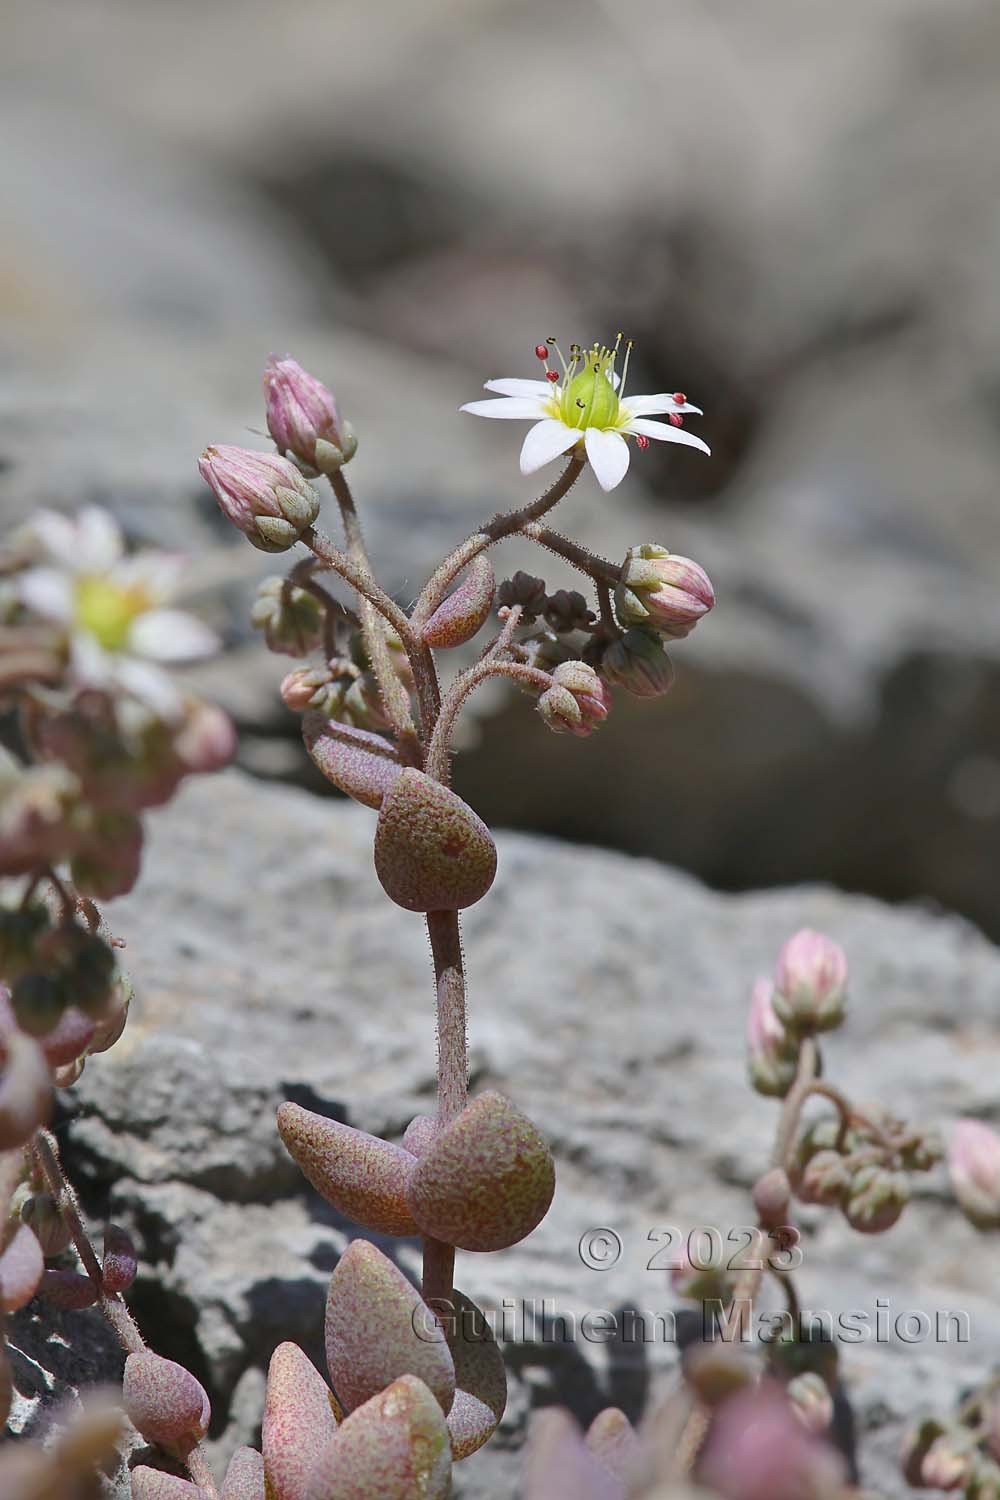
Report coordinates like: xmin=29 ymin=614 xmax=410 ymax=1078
xmin=8 ymin=770 xmax=998 ymax=1497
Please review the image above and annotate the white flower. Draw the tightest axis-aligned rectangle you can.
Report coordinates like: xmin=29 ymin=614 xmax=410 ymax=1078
xmin=460 ymin=337 xmax=710 ymax=492
xmin=18 ymin=508 xmax=218 ymax=718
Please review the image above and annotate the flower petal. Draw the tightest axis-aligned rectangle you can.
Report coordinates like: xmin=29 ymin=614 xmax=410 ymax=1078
xmin=584 ymin=428 xmax=631 ymax=492
xmin=74 ymin=508 xmax=125 ymax=573
xmin=115 ymin=659 xmax=183 ymax=719
xmin=460 ymin=397 xmax=549 ymax=420
xmin=129 ymin=609 xmax=218 ymax=663
xmin=114 ymin=553 xmax=184 ymax=603
xmin=620 ymin=395 xmax=704 ymax=418
xmin=19 ymin=567 xmax=74 ymax=623
xmin=519 ymin=420 xmax=581 ymax=475
xmin=625 ymin=418 xmax=711 ymax=455
xmin=484 ymin=378 xmax=554 ymax=397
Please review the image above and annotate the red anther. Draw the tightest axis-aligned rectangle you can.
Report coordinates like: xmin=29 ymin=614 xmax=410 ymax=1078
xmin=635 ymin=434 xmax=650 ymax=450
xmin=545 ymin=369 xmax=559 ymax=383
xmin=535 ymin=344 xmax=549 ymax=361
xmin=669 ymin=413 xmax=685 ymax=427
xmin=673 ymin=392 xmax=686 ymax=405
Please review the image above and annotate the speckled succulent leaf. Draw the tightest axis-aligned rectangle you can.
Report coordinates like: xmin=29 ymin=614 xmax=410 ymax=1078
xmin=444 ymin=1289 xmax=507 ymax=1460
xmin=276 ymin=1104 xmax=418 ymax=1236
xmin=585 ymin=1408 xmax=643 ymax=1483
xmin=324 ymin=1240 xmax=455 ymax=1415
xmin=0 ymin=1030 xmax=51 ymax=1149
xmin=263 ymin=1341 xmax=343 ymax=1500
xmin=130 ymin=1469 xmax=210 ymax=1500
xmin=422 ymin=554 xmax=496 ymax=648
xmin=102 ymin=1222 xmax=138 ymax=1293
xmin=400 ymin=1113 xmax=439 ymax=1159
xmin=39 ymin=1267 xmax=99 ymax=1309
xmin=405 ymin=1090 xmax=555 ymax=1251
xmin=522 ymin=1407 xmax=627 ymax=1500
xmin=0 ymin=1222 xmax=44 ymax=1312
xmin=221 ymin=1445 xmax=266 ymax=1500
xmin=302 ymin=713 xmax=402 ymax=811
xmin=123 ymin=1351 xmax=210 ymax=1456
xmin=373 ymin=769 xmax=497 ymax=913
xmin=303 ymin=1375 xmax=452 ymax=1500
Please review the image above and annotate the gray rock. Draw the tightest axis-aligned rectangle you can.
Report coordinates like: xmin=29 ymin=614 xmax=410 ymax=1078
xmin=9 ymin=769 xmax=996 ymax=1495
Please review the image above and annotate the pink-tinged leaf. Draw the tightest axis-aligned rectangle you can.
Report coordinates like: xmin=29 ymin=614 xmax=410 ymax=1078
xmin=325 ymin=1240 xmax=454 ymax=1416
xmin=123 ymin=1351 xmax=210 ymax=1456
xmin=400 ymin=1114 xmax=438 ymax=1159
xmin=445 ymin=1290 xmax=507 ymax=1460
xmin=38 ymin=1006 xmax=96 ymax=1068
xmin=304 ymin=1375 xmax=451 ymax=1500
xmin=0 ymin=1031 xmax=52 ymax=1150
xmin=221 ymin=1445 xmax=265 ymax=1500
xmin=130 ymin=1467 xmax=211 ymax=1499
xmin=39 ymin=1267 xmax=98 ymax=1310
xmin=585 ymin=1408 xmax=643 ymax=1482
xmin=102 ymin=1222 xmax=138 ymax=1293
xmin=522 ymin=1408 xmax=626 ymax=1500
xmin=302 ymin=714 xmax=402 ymax=811
xmin=0 ymin=1223 xmax=44 ymax=1312
xmin=422 ymin=555 xmax=496 ymax=649
xmin=406 ymin=1091 xmax=555 ymax=1251
xmin=373 ymin=770 xmax=496 ymax=913
xmin=276 ymin=1105 xmax=418 ymax=1236
xmin=263 ymin=1341 xmax=343 ymax=1500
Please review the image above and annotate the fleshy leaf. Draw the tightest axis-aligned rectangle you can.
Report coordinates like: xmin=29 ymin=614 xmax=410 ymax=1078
xmin=130 ymin=1469 xmax=210 ymax=1500
xmin=445 ymin=1289 xmax=507 ymax=1460
xmin=0 ymin=1223 xmax=44 ymax=1312
xmin=304 ymin=1375 xmax=451 ymax=1500
xmin=325 ymin=1240 xmax=454 ymax=1415
xmin=373 ymin=770 xmax=496 ymax=913
xmin=102 ymin=1223 xmax=138 ymax=1293
xmin=422 ymin=555 xmax=496 ymax=649
xmin=406 ymin=1090 xmax=555 ymax=1251
xmin=221 ymin=1445 xmax=265 ymax=1500
xmin=277 ymin=1105 xmax=418 ymax=1236
xmin=123 ymin=1351 xmax=210 ymax=1456
xmin=400 ymin=1114 xmax=438 ymax=1159
xmin=523 ymin=1408 xmax=626 ymax=1500
xmin=263 ymin=1341 xmax=343 ymax=1500
xmin=39 ymin=1267 xmax=99 ymax=1309
xmin=303 ymin=714 xmax=402 ymax=810
xmin=585 ymin=1408 xmax=643 ymax=1482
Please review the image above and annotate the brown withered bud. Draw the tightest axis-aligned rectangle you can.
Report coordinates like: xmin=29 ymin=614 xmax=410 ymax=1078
xmin=303 ymin=713 xmax=402 ymax=811
xmin=221 ymin=1446 xmax=265 ymax=1500
xmin=544 ymin=588 xmax=595 ymax=634
xmin=276 ymin=1103 xmax=419 ymax=1236
xmin=263 ymin=1342 xmax=342 ymax=1500
xmin=439 ymin=1289 xmax=508 ymax=1460
xmin=20 ymin=1190 xmax=73 ymax=1257
xmin=497 ymin=571 xmax=547 ymax=622
xmin=423 ymin=555 xmax=496 ymax=648
xmin=102 ymin=1223 xmax=138 ymax=1293
xmin=325 ymin=1240 xmax=455 ymax=1416
xmin=405 ymin=1090 xmax=555 ymax=1251
xmin=39 ymin=1267 xmax=99 ymax=1309
xmin=373 ymin=770 xmax=497 ymax=913
xmin=0 ymin=1223 xmax=45 ymax=1311
xmin=250 ymin=575 xmax=325 ymax=657
xmin=71 ymin=810 xmax=143 ymax=901
xmin=123 ymin=1350 xmax=211 ymax=1458
xmin=303 ymin=1375 xmax=452 ymax=1500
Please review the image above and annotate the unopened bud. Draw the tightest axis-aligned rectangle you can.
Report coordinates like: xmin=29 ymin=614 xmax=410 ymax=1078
xmin=102 ymin=1223 xmax=138 ymax=1293
xmin=614 ymin=545 xmax=715 ymax=639
xmin=264 ymin=355 xmax=355 ymax=472
xmin=21 ymin=1192 xmax=73 ymax=1257
xmin=538 ymin=683 xmax=582 ymax=734
xmin=596 ymin=628 xmax=675 ymax=698
xmin=949 ymin=1119 xmax=1000 ymax=1229
xmin=786 ymin=1372 xmax=834 ymax=1436
xmin=772 ymin=929 xmax=847 ymax=1034
xmin=198 ymin=445 xmax=320 ymax=552
xmin=683 ymin=1343 xmax=758 ymax=1406
xmin=250 ymin=575 xmax=324 ymax=656
xmin=539 ymin=668 xmax=610 ymax=737
xmin=797 ymin=1150 xmax=850 ymax=1208
xmin=71 ymin=811 xmax=143 ymax=900
xmin=920 ymin=1433 xmax=973 ymax=1491
xmin=752 ymin=1167 xmax=791 ymax=1229
xmin=747 ymin=979 xmax=799 ymax=1098
xmin=544 ymin=589 xmax=594 ymax=633
xmin=844 ymin=1164 xmax=909 ymax=1234
xmin=173 ymin=700 xmax=237 ymax=776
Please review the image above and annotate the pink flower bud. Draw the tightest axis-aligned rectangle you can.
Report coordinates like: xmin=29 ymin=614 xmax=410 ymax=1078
xmin=615 ymin=545 xmax=715 ymax=639
xmin=746 ymin=979 xmax=799 ymax=1098
xmin=949 ymin=1119 xmax=1000 ymax=1228
xmin=173 ymin=701 xmax=237 ymax=776
xmin=597 ymin=629 xmax=675 ymax=698
xmin=263 ymin=355 xmax=354 ymax=473
xmin=198 ymin=445 xmax=320 ymax=552
xmin=773 ymin=929 xmax=847 ymax=1033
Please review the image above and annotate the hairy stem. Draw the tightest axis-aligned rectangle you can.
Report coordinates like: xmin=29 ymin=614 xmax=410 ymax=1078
xmin=328 ymin=470 xmax=420 ymax=756
xmin=412 ymin=453 xmax=586 ymax=627
xmin=424 ymin=661 xmax=548 ymax=784
xmin=520 ymin=522 xmax=620 ymax=586
xmin=420 ymin=909 xmax=469 ymax=1309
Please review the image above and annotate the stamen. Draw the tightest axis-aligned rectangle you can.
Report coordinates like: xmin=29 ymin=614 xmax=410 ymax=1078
xmin=669 ymin=413 xmax=685 ymax=427
xmin=545 ymin=370 xmax=559 ymax=383
xmin=534 ymin=344 xmax=549 ymax=361
xmin=673 ymin=392 xmax=686 ymax=405
xmin=619 ymin=338 xmax=633 ymax=398
xmin=635 ymin=434 xmax=650 ymax=450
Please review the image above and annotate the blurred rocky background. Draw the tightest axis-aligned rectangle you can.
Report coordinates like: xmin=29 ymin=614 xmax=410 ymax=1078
xmin=3 ymin=0 xmax=1000 ymax=934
